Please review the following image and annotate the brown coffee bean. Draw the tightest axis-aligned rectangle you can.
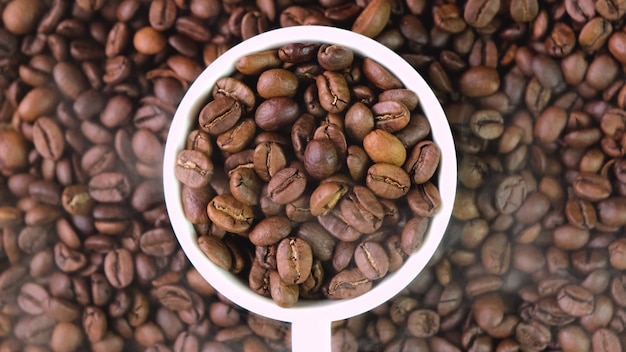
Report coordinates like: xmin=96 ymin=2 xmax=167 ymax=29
xmin=197 ymin=235 xmax=232 ymax=271
xmin=278 ymin=43 xmax=319 ymax=63
xmin=460 ymin=68 xmax=501 ymax=100
xmin=404 ymin=140 xmax=441 ymax=185
xmin=14 ymin=314 xmax=55 ymax=345
xmin=406 ymin=309 xmax=440 ymax=338
xmin=199 ymin=96 xmax=243 ymax=136
xmin=17 ymin=282 xmax=49 ymax=315
xmin=32 ymin=117 xmax=64 ymax=161
xmin=309 ymin=181 xmax=349 ymax=216
xmin=140 ymin=228 xmax=177 ymax=257
xmin=494 ymin=175 xmax=528 ymax=214
xmin=206 ymin=194 xmax=254 ymax=234
xmin=255 ymin=97 xmax=300 ymax=131
xmin=235 ymin=50 xmax=282 ymax=76
xmin=363 ymin=129 xmax=406 ymax=167
xmin=88 ymin=172 xmax=131 ymax=203
xmin=303 ymin=139 xmax=340 ymax=180
xmin=362 ymin=57 xmax=403 ymax=90
xmin=257 ymin=68 xmax=298 ymax=99
xmin=253 ymin=141 xmax=287 ymax=182
xmin=371 ymin=100 xmax=411 ymax=133
xmin=266 ymin=167 xmax=307 ymax=204
xmin=354 ymin=241 xmax=389 ymax=280
xmin=296 ymin=222 xmax=336 ymax=262
xmin=345 ymin=104 xmax=374 ymax=146
xmin=316 ymin=71 xmax=350 ymax=113
xmin=481 ymin=233 xmax=511 ymax=275
xmin=229 ymin=167 xmax=262 ymax=206
xmin=175 ymin=149 xmax=214 ymax=189
xmin=366 ymin=163 xmax=411 ymax=199
xmin=319 ymin=210 xmax=362 ymax=242
xmin=326 ymin=268 xmax=372 ymax=299
xmin=556 ymin=284 xmax=595 ymax=317
xmin=573 ymin=172 xmax=612 ymax=202
xmin=401 ymin=216 xmax=428 ymax=255
xmin=249 ymin=216 xmax=291 ymax=246
xmin=579 ymin=17 xmax=612 ymax=54
xmin=317 ymin=44 xmax=353 ymax=72
xmin=149 ymin=0 xmax=176 ymax=31
xmin=592 ymin=328 xmax=622 ymax=352
xmin=553 ymin=224 xmax=590 ymax=251
xmin=269 ymin=270 xmax=299 ymax=308
xmin=464 ymin=0 xmax=500 ymax=28
xmin=351 ymin=0 xmax=392 ymax=38
xmin=104 ymin=248 xmax=134 ymax=289
xmin=276 ymin=237 xmax=313 ymax=285
xmin=407 ymin=182 xmax=442 ymax=217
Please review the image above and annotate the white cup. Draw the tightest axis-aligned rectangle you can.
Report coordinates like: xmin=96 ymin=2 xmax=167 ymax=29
xmin=163 ymin=25 xmax=457 ymax=352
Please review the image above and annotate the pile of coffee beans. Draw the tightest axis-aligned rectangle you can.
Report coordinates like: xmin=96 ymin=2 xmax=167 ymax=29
xmin=174 ymin=42 xmax=442 ymax=307
xmin=2 ymin=0 xmax=626 ymax=350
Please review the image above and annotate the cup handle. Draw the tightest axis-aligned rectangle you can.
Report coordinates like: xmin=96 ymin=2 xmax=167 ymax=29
xmin=291 ymin=316 xmax=331 ymax=352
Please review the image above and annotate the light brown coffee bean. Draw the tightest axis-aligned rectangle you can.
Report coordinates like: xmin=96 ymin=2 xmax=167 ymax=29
xmin=276 ymin=237 xmax=313 ymax=285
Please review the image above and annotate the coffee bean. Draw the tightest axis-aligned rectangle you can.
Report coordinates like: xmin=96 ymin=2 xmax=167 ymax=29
xmin=269 ymin=270 xmax=299 ymax=308
xmin=326 ymin=268 xmax=372 ymax=300
xmin=351 ymin=0 xmax=391 ymax=38
xmin=407 ymin=309 xmax=440 ymax=338
xmin=354 ymin=241 xmax=389 ymax=280
xmin=267 ymin=167 xmax=307 ymax=204
xmin=459 ymin=66 xmax=500 ymax=97
xmin=257 ymin=68 xmax=298 ymax=99
xmin=249 ymin=216 xmax=291 ymax=247
xmin=88 ymin=172 xmax=132 ymax=203
xmin=206 ymin=194 xmax=254 ymax=234
xmin=276 ymin=237 xmax=313 ymax=286
xmin=366 ymin=163 xmax=411 ymax=199
xmin=104 ymin=248 xmax=134 ymax=289
xmin=175 ymin=150 xmax=214 ymax=189
xmin=255 ymin=97 xmax=300 ymax=131
xmin=316 ymin=71 xmax=350 ymax=113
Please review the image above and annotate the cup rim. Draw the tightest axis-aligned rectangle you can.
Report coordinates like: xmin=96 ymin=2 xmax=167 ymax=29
xmin=163 ymin=25 xmax=457 ymax=323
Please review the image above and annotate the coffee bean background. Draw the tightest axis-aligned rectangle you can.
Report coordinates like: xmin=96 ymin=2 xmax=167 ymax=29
xmin=1 ymin=0 xmax=626 ymax=351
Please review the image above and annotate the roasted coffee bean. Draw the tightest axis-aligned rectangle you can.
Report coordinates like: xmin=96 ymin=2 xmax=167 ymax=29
xmin=316 ymin=70 xmax=350 ymax=113
xmin=354 ymin=241 xmax=389 ymax=280
xmin=371 ymin=100 xmax=411 ymax=133
xmin=174 ymin=150 xmax=214 ymax=188
xmin=304 ymin=139 xmax=340 ymax=180
xmin=103 ymin=248 xmax=134 ymax=289
xmin=269 ymin=270 xmax=299 ymax=308
xmin=267 ymin=167 xmax=307 ymax=204
xmin=206 ymin=194 xmax=255 ymax=234
xmin=326 ymin=268 xmax=372 ymax=299
xmin=235 ymin=50 xmax=282 ymax=76
xmin=407 ymin=309 xmax=440 ymax=338
xmin=253 ymin=141 xmax=287 ymax=182
xmin=32 ymin=117 xmax=65 ymax=161
xmin=362 ymin=57 xmax=403 ymax=90
xmin=255 ymin=97 xmax=300 ymax=131
xmin=197 ymin=235 xmax=232 ymax=271
xmin=257 ymin=68 xmax=298 ymax=99
xmin=199 ymin=96 xmax=243 ymax=136
xmin=275 ymin=237 xmax=313 ymax=286
xmin=228 ymin=166 xmax=262 ymax=206
xmin=249 ymin=216 xmax=291 ymax=247
xmin=278 ymin=43 xmax=319 ymax=63
xmin=363 ymin=129 xmax=406 ymax=167
xmin=350 ymin=0 xmax=391 ymax=37
xmin=366 ymin=163 xmax=411 ymax=199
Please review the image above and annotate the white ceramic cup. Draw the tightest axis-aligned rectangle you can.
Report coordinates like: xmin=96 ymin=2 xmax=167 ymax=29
xmin=163 ymin=26 xmax=457 ymax=352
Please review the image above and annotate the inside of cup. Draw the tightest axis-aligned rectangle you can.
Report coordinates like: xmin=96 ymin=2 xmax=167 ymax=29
xmin=163 ymin=26 xmax=457 ymax=324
